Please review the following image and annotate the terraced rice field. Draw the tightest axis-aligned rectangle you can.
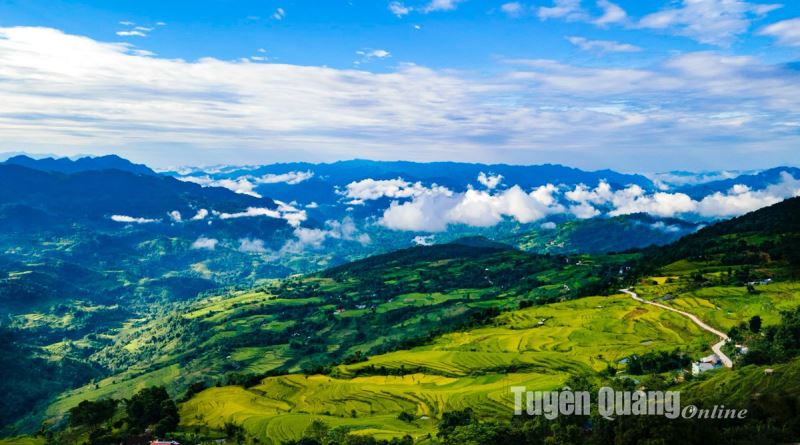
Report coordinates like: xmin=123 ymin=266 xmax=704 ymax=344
xmin=181 ymin=373 xmax=557 ymax=444
xmin=339 ymin=294 xmax=714 ymax=377
xmin=180 ymin=294 xmax=716 ymax=443
xmin=636 ymin=282 xmax=800 ymax=331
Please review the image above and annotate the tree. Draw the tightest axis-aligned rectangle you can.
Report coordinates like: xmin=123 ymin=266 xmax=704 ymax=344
xmin=303 ymin=420 xmax=330 ymax=443
xmin=68 ymin=399 xmax=118 ymax=431
xmin=126 ymin=386 xmax=179 ymax=435
xmin=749 ymin=315 xmax=762 ymax=333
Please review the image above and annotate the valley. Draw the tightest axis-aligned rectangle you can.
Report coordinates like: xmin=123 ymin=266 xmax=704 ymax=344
xmin=0 ymin=158 xmax=799 ymax=444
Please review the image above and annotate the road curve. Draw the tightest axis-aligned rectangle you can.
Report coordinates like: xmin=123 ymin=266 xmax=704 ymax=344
xmin=620 ymin=288 xmax=733 ymax=368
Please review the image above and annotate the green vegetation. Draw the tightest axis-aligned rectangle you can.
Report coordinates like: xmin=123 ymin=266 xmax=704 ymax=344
xmin=6 ymin=198 xmax=800 ymax=444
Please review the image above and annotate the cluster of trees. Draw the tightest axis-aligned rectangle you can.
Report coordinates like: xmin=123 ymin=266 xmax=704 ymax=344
xmin=734 ymin=307 xmax=800 ymax=365
xmin=625 ymin=349 xmax=691 ymax=374
xmin=58 ymin=386 xmax=179 ymax=445
xmin=283 ymin=420 xmax=413 ymax=445
xmin=434 ymin=375 xmax=800 ymax=445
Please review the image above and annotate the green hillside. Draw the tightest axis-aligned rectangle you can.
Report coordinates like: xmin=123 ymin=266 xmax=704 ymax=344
xmin=18 ymin=198 xmax=800 ymax=444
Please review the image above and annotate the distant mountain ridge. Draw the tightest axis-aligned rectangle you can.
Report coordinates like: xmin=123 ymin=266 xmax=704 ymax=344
xmin=2 ymin=154 xmax=156 ymax=176
xmin=0 ymin=163 xmax=275 ymax=225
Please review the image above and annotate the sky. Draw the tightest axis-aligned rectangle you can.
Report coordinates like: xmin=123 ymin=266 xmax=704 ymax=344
xmin=0 ymin=0 xmax=799 ymax=170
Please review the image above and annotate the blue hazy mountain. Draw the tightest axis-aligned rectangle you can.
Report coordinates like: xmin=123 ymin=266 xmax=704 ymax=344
xmin=2 ymin=154 xmax=157 ymax=176
xmin=0 ymin=164 xmax=278 ymax=227
xmin=679 ymin=166 xmax=800 ymax=199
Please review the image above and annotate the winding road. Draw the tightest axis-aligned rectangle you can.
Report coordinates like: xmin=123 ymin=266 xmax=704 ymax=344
xmin=620 ymin=288 xmax=733 ymax=368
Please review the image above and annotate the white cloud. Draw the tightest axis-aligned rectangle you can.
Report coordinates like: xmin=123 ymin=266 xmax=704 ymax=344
xmin=477 ymin=172 xmax=503 ymax=189
xmin=306 ymin=201 xmax=319 ymax=209
xmin=413 ymin=235 xmax=435 ymax=245
xmin=191 ymin=236 xmax=219 ymax=250
xmin=569 ymin=202 xmax=600 ymax=219
xmin=110 ymin=214 xmax=158 ymax=223
xmin=191 ymin=208 xmax=209 ymax=221
xmin=566 ymin=36 xmax=641 ymax=53
xmin=389 ymin=1 xmax=411 ymax=17
xmin=608 ymin=188 xmax=697 ymax=217
xmin=342 ymin=178 xmax=448 ymax=202
xmin=238 ymin=238 xmax=267 ymax=253
xmin=646 ymin=171 xmax=742 ymax=190
xmin=381 ymin=184 xmax=564 ymax=232
xmin=118 ymin=21 xmax=135 ymax=26
xmin=179 ymin=176 xmax=261 ymax=197
xmin=218 ymin=203 xmax=306 ymax=227
xmin=759 ymin=18 xmax=800 ymax=47
xmin=355 ymin=49 xmax=392 ymax=64
xmin=0 ymin=27 xmax=799 ymax=169
xmin=178 ymin=171 xmax=313 ymax=197
xmin=116 ymin=30 xmax=147 ymax=37
xmin=540 ymin=221 xmax=557 ymax=230
xmin=650 ymin=221 xmax=681 ymax=233
xmin=422 ymin=0 xmax=465 ymax=13
xmin=695 ymin=172 xmax=800 ymax=217
xmin=638 ymin=0 xmax=782 ymax=46
xmin=593 ymin=0 xmax=627 ymax=26
xmin=219 ymin=207 xmax=282 ymax=219
xmin=538 ymin=0 xmax=588 ymax=22
xmin=272 ymin=8 xmax=286 ymax=20
xmin=257 ymin=170 xmax=314 ymax=185
xmin=169 ymin=210 xmax=182 ymax=222
xmin=501 ymin=2 xmax=525 ymax=17
xmin=281 ymin=217 xmax=371 ymax=252
xmin=562 ymin=173 xmax=800 ymax=219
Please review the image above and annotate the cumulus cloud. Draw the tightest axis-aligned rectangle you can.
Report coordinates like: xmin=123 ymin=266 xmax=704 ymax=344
xmin=381 ymin=184 xmax=565 ymax=232
xmin=191 ymin=208 xmax=209 ymax=221
xmin=191 ymin=237 xmax=219 ymax=250
xmin=540 ymin=221 xmax=557 ymax=230
xmin=169 ymin=210 xmax=182 ymax=222
xmin=477 ymin=172 xmax=503 ymax=189
xmin=569 ymin=202 xmax=601 ymax=219
xmin=638 ymin=0 xmax=781 ymax=46
xmin=110 ymin=214 xmax=159 ymax=223
xmin=566 ymin=36 xmax=641 ymax=53
xmin=759 ymin=18 xmax=800 ymax=47
xmin=282 ymin=217 xmax=371 ymax=252
xmin=342 ymin=178 xmax=449 ymax=203
xmin=376 ymin=172 xmax=796 ymax=231
xmin=696 ymin=172 xmax=800 ymax=217
xmin=563 ymin=173 xmax=800 ymax=219
xmin=238 ymin=238 xmax=267 ymax=253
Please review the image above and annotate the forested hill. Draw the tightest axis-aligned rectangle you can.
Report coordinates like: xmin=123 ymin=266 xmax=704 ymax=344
xmin=637 ymin=197 xmax=800 ymax=273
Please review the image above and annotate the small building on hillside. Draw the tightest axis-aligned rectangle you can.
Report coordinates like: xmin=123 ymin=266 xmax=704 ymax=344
xmin=692 ymin=354 xmax=722 ymax=375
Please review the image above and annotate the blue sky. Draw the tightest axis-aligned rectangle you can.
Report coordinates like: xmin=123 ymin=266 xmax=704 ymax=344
xmin=0 ymin=0 xmax=798 ymax=170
